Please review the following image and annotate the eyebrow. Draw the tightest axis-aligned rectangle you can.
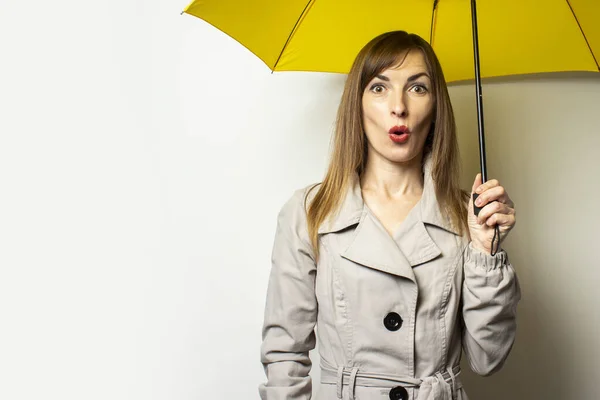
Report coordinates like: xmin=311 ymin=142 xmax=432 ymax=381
xmin=375 ymin=72 xmax=430 ymax=82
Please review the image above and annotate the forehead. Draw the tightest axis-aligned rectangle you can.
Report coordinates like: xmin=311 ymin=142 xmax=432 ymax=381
xmin=380 ymin=50 xmax=429 ymax=77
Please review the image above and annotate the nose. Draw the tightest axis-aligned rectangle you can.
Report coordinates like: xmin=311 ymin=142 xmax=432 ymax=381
xmin=391 ymin=90 xmax=407 ymax=119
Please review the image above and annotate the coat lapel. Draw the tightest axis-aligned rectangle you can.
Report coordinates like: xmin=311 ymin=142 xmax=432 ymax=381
xmin=316 ymin=154 xmax=460 ymax=280
xmin=316 ymin=173 xmax=416 ymax=281
xmin=394 ymin=220 xmax=441 ymax=268
xmin=418 ymin=154 xmax=461 ymax=237
xmin=342 ymin=210 xmax=417 ymax=282
xmin=394 ymin=154 xmax=460 ymax=267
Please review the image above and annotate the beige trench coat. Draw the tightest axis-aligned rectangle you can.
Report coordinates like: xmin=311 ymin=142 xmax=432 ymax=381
xmin=259 ymin=156 xmax=521 ymax=400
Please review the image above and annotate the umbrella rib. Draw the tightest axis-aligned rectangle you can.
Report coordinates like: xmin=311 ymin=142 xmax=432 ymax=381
xmin=272 ymin=0 xmax=315 ymax=73
xmin=565 ymin=0 xmax=600 ymax=72
xmin=429 ymin=0 xmax=439 ymax=46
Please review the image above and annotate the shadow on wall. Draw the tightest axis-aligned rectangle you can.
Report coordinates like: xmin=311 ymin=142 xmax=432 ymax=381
xmin=451 ymin=73 xmax=600 ymax=399
xmin=459 ymin=244 xmax=571 ymax=399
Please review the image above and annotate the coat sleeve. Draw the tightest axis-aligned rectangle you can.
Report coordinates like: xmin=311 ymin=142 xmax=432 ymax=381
xmin=259 ymin=188 xmax=318 ymax=399
xmin=461 ymin=241 xmax=521 ymax=376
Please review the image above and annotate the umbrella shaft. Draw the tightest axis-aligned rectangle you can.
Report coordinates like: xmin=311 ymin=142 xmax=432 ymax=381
xmin=471 ymin=0 xmax=488 ymax=183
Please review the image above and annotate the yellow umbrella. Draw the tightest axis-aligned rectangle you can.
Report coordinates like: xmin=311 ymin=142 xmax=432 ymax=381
xmin=182 ymin=0 xmax=599 ymax=82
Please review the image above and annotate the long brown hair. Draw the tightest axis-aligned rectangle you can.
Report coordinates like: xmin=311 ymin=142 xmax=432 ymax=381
xmin=306 ymin=30 xmax=469 ymax=260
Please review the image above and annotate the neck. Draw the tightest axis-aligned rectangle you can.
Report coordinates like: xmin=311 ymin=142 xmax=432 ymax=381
xmin=360 ymin=152 xmax=424 ymax=199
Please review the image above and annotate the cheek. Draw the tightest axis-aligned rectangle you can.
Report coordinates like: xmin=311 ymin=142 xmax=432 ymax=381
xmin=423 ymin=98 xmax=435 ymax=119
xmin=361 ymin=97 xmax=372 ymax=121
xmin=414 ymin=99 xmax=435 ymax=125
xmin=361 ymin=100 xmax=381 ymax=145
xmin=362 ymin=98 xmax=384 ymax=124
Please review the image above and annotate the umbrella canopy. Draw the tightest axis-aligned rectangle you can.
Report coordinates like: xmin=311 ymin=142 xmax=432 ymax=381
xmin=183 ymin=0 xmax=599 ymax=82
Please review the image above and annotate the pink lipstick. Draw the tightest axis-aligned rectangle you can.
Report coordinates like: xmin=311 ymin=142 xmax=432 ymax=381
xmin=388 ymin=125 xmax=410 ymax=144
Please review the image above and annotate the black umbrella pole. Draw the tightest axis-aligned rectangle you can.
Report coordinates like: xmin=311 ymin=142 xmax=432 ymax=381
xmin=471 ymin=0 xmax=500 ymax=257
xmin=470 ymin=0 xmax=488 ymax=220
xmin=470 ymin=0 xmax=487 ymax=184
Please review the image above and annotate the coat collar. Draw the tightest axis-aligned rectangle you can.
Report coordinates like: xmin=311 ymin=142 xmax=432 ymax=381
xmin=316 ymin=154 xmax=460 ymax=280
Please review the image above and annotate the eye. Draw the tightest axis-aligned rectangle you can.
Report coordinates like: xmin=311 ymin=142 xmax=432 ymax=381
xmin=369 ymin=83 xmax=385 ymax=94
xmin=410 ymin=84 xmax=429 ymax=94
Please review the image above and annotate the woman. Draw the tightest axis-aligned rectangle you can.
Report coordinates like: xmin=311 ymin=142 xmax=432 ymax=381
xmin=259 ymin=31 xmax=520 ymax=400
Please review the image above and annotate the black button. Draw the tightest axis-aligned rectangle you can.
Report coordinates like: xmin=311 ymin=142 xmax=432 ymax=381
xmin=389 ymin=386 xmax=408 ymax=400
xmin=383 ymin=312 xmax=403 ymax=331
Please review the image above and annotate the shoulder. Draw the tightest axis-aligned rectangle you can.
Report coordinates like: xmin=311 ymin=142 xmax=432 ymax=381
xmin=279 ymin=182 xmax=322 ymax=217
xmin=276 ymin=182 xmax=322 ymax=233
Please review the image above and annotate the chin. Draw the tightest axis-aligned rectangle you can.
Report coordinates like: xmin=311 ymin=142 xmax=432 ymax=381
xmin=385 ymin=145 xmax=423 ymax=163
xmin=392 ymin=156 xmax=420 ymax=165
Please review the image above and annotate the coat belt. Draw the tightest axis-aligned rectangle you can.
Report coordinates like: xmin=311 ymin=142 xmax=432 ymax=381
xmin=320 ymin=363 xmax=462 ymax=400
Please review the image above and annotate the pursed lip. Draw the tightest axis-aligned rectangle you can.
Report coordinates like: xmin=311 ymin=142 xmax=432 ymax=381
xmin=388 ymin=125 xmax=410 ymax=134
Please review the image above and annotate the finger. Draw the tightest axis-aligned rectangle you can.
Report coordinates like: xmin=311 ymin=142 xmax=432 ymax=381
xmin=477 ymin=201 xmax=514 ymax=225
xmin=471 ymin=173 xmax=482 ymax=194
xmin=485 ymin=212 xmax=516 ymax=229
xmin=474 ymin=186 xmax=514 ymax=208
xmin=475 ymin=178 xmax=499 ymax=194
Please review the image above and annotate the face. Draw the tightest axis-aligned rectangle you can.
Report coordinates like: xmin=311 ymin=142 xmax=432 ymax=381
xmin=361 ymin=50 xmax=435 ymax=165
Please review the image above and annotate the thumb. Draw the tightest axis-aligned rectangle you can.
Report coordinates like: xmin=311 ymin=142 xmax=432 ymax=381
xmin=471 ymin=173 xmax=482 ymax=195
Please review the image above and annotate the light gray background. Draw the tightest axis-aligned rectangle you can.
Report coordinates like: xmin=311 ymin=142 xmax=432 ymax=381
xmin=1 ymin=1 xmax=598 ymax=399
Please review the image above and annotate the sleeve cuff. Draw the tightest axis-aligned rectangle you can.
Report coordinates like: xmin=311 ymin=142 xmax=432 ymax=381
xmin=464 ymin=241 xmax=509 ymax=272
